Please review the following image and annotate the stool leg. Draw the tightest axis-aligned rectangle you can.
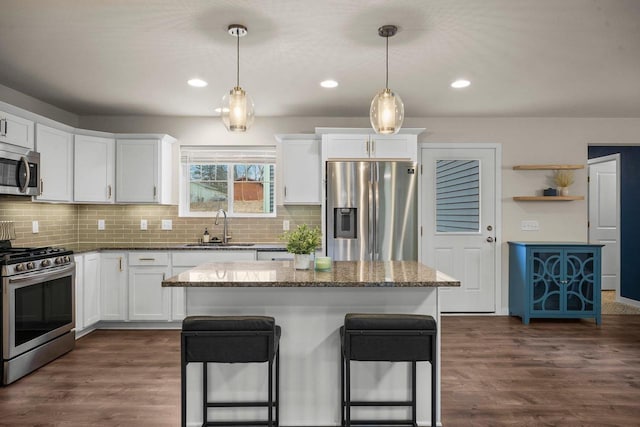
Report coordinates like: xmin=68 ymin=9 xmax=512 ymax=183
xmin=275 ymin=346 xmax=280 ymax=427
xmin=340 ymin=349 xmax=345 ymax=427
xmin=431 ymin=335 xmax=437 ymax=427
xmin=268 ymin=358 xmax=274 ymax=427
xmin=345 ymin=358 xmax=351 ymax=427
xmin=412 ymin=361 xmax=417 ymax=427
xmin=181 ymin=336 xmax=187 ymax=427
xmin=202 ymin=362 xmax=208 ymax=425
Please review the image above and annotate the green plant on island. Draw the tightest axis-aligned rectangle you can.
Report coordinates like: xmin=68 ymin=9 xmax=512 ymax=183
xmin=282 ymin=224 xmax=321 ymax=255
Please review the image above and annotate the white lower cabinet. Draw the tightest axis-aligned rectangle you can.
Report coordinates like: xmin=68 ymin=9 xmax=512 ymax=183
xmin=74 ymin=255 xmax=84 ymax=333
xmin=100 ymin=253 xmax=128 ymax=321
xmin=128 ymin=252 xmax=171 ymax=321
xmin=83 ymin=252 xmax=101 ymax=328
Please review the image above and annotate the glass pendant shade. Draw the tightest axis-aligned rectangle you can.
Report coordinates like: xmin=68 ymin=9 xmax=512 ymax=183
xmin=370 ymin=88 xmax=404 ymax=135
xmin=221 ymin=86 xmax=254 ymax=132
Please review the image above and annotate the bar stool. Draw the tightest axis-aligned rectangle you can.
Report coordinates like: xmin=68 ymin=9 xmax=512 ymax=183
xmin=340 ymin=313 xmax=437 ymax=427
xmin=181 ymin=315 xmax=281 ymax=427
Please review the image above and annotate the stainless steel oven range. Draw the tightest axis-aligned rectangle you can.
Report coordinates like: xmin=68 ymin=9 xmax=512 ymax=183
xmin=1 ymin=242 xmax=75 ymax=385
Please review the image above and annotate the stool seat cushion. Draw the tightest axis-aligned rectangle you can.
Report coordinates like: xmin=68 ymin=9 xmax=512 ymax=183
xmin=182 ymin=316 xmax=280 ymax=363
xmin=344 ymin=313 xmax=436 ymax=331
xmin=342 ymin=313 xmax=436 ymax=362
xmin=183 ymin=315 xmax=275 ymax=332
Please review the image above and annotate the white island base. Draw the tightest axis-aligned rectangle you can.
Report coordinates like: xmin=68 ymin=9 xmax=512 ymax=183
xmin=184 ymin=287 xmax=440 ymax=426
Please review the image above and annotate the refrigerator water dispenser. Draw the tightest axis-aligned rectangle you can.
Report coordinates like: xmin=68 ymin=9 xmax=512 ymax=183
xmin=334 ymin=208 xmax=357 ymax=239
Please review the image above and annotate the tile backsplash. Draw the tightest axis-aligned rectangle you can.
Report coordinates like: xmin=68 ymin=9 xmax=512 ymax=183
xmin=0 ymin=196 xmax=321 ymax=247
xmin=0 ymin=196 xmax=78 ymax=247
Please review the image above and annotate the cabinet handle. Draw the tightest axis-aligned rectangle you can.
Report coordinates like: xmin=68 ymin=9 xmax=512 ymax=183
xmin=162 ymin=273 xmax=166 ymax=280
xmin=153 ymin=186 xmax=157 ymax=198
xmin=371 ymin=138 xmax=375 ymax=154
xmin=4 ymin=120 xmax=8 ymax=136
xmin=284 ymin=186 xmax=287 ymax=198
xmin=39 ymin=178 xmax=44 ymax=194
xmin=107 ymin=185 xmax=112 ymax=199
xmin=139 ymin=258 xmax=156 ymax=261
xmin=119 ymin=257 xmax=123 ymax=272
xmin=0 ymin=119 xmax=5 ymax=136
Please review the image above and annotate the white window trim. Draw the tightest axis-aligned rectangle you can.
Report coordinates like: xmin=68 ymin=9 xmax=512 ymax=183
xmin=179 ymin=146 xmax=277 ymax=218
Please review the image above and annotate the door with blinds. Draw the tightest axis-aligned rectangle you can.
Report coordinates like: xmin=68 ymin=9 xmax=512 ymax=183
xmin=420 ymin=145 xmax=499 ymax=312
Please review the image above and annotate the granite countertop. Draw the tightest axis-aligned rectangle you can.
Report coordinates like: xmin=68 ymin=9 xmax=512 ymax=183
xmin=162 ymin=260 xmax=460 ymax=288
xmin=67 ymin=243 xmax=288 ymax=254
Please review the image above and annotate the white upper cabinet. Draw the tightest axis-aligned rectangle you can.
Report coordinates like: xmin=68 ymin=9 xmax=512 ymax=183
xmin=35 ymin=124 xmax=73 ymax=202
xmin=323 ymin=134 xmax=370 ymax=159
xmin=318 ymin=128 xmax=424 ymax=162
xmin=115 ymin=136 xmax=175 ymax=204
xmin=278 ymin=135 xmax=321 ymax=204
xmin=74 ymin=134 xmax=115 ymax=203
xmin=0 ymin=110 xmax=34 ymax=149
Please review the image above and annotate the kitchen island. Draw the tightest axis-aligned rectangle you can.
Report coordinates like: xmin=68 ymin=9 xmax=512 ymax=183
xmin=163 ymin=260 xmax=459 ymax=426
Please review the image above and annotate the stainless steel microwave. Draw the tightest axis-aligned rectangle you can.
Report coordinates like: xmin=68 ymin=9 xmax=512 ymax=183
xmin=0 ymin=143 xmax=40 ymax=196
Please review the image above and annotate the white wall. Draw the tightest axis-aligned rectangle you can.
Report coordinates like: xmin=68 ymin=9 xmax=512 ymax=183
xmin=80 ymin=114 xmax=640 ymax=313
xmin=0 ymin=83 xmax=79 ymax=127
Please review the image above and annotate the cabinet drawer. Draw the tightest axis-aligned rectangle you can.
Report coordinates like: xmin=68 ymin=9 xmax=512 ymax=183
xmin=172 ymin=250 xmax=256 ymax=267
xmin=256 ymin=251 xmax=293 ymax=261
xmin=128 ymin=252 xmax=169 ymax=266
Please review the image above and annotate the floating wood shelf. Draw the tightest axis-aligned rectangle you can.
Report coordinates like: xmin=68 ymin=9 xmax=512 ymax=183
xmin=512 ymin=164 xmax=584 ymax=170
xmin=513 ymin=196 xmax=585 ymax=201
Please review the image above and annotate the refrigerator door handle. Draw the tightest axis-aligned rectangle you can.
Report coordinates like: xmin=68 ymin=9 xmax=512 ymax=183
xmin=374 ymin=163 xmax=380 ymax=260
xmin=368 ymin=179 xmax=374 ymax=261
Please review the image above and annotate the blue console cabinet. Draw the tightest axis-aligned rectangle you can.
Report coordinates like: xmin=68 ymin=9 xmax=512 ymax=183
xmin=508 ymin=242 xmax=602 ymax=325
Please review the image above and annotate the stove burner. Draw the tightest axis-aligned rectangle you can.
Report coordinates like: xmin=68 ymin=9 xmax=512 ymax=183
xmin=0 ymin=245 xmax=73 ymax=265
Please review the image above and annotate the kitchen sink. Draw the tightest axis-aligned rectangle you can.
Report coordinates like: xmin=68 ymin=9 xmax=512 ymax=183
xmin=184 ymin=242 xmax=255 ymax=247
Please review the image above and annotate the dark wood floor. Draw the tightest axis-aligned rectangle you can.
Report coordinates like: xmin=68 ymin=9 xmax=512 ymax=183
xmin=441 ymin=315 xmax=640 ymax=426
xmin=1 ymin=315 xmax=639 ymax=426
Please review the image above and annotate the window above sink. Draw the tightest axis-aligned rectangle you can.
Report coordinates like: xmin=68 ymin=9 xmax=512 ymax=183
xmin=179 ymin=146 xmax=276 ymax=218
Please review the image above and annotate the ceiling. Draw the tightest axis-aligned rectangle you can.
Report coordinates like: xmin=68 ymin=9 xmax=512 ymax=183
xmin=0 ymin=0 xmax=639 ymax=118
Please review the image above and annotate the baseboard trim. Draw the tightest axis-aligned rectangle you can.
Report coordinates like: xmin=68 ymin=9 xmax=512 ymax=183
xmin=619 ymin=296 xmax=640 ymax=309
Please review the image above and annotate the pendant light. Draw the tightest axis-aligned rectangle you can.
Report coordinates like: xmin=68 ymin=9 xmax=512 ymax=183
xmin=370 ymin=25 xmax=404 ymax=135
xmin=221 ymin=24 xmax=254 ymax=132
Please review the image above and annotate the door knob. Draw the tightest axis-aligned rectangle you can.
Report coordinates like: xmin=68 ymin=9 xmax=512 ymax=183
xmin=486 ymin=236 xmax=495 ymax=243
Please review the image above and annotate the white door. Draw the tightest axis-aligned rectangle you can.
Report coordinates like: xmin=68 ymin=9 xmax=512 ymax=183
xmin=588 ymin=155 xmax=619 ymax=292
xmin=421 ymin=145 xmax=500 ymax=312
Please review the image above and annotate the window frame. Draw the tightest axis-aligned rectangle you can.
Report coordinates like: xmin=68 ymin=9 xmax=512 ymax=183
xmin=179 ymin=146 xmax=277 ymax=218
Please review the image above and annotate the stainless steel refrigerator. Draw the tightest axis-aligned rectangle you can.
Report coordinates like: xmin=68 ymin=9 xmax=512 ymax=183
xmin=326 ymin=160 xmax=418 ymax=261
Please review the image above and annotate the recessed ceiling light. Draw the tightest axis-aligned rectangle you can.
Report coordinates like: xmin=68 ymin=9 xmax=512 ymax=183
xmin=188 ymin=78 xmax=208 ymax=87
xmin=320 ymin=80 xmax=339 ymax=88
xmin=451 ymin=79 xmax=471 ymax=89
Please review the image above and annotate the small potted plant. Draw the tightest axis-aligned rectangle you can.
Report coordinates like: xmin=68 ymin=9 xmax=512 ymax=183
xmin=554 ymin=170 xmax=575 ymax=196
xmin=283 ymin=224 xmax=321 ymax=270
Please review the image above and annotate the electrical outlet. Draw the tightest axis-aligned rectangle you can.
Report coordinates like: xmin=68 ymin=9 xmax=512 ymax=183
xmin=32 ymin=220 xmax=39 ymax=234
xmin=283 ymin=220 xmax=290 ymax=231
xmin=161 ymin=219 xmax=172 ymax=230
xmin=140 ymin=219 xmax=148 ymax=230
xmin=521 ymin=220 xmax=540 ymax=231
xmin=98 ymin=219 xmax=105 ymax=230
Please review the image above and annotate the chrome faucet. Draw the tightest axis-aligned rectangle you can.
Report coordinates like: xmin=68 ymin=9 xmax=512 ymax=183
xmin=215 ymin=209 xmax=231 ymax=244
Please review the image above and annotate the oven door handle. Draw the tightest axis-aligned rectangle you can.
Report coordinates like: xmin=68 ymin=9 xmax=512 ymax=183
xmin=6 ymin=264 xmax=75 ymax=287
